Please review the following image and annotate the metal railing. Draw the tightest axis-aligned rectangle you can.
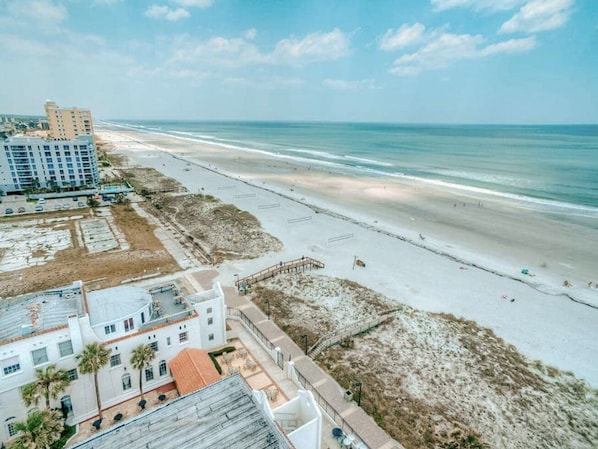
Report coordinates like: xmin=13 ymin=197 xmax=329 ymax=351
xmin=227 ymin=306 xmax=372 ymax=449
xmin=236 ymin=257 xmax=325 ymax=289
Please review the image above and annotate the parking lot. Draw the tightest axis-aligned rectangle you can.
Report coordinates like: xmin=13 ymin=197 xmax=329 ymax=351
xmin=2 ymin=195 xmax=89 ymax=215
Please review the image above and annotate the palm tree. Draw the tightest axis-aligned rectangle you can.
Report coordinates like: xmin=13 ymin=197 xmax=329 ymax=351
xmin=9 ymin=409 xmax=64 ymax=449
xmin=21 ymin=364 xmax=70 ymax=409
xmin=76 ymin=343 xmax=111 ymax=420
xmin=130 ymin=344 xmax=156 ymax=401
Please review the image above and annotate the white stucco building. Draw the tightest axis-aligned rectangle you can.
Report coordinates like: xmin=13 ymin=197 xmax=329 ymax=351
xmin=0 ymin=279 xmax=227 ymax=443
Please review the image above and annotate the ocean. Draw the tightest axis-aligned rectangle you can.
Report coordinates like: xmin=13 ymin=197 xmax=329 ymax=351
xmin=108 ymin=121 xmax=598 ymax=216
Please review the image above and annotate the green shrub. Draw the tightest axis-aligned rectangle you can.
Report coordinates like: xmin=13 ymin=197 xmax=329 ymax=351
xmin=208 ymin=346 xmax=236 ymax=374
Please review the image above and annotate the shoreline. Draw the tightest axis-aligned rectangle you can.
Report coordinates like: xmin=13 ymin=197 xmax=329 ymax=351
xmin=96 ymin=125 xmax=598 ymax=386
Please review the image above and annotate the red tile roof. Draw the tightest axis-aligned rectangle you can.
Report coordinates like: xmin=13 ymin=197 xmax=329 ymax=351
xmin=169 ymin=348 xmax=221 ymax=395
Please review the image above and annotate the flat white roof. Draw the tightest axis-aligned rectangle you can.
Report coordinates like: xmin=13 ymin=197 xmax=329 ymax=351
xmin=87 ymin=286 xmax=152 ymax=325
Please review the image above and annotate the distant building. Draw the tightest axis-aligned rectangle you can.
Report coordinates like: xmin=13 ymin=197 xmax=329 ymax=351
xmin=44 ymin=100 xmax=94 ymax=140
xmin=0 ymin=280 xmax=228 ymax=444
xmin=0 ymin=135 xmax=99 ymax=193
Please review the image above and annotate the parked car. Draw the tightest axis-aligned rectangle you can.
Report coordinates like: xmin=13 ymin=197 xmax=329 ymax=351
xmin=35 ymin=205 xmax=44 ymax=212
xmin=72 ymin=196 xmax=79 ymax=201
xmin=38 ymin=198 xmax=46 ymax=204
xmin=18 ymin=207 xmax=25 ymax=213
xmin=5 ymin=208 xmax=13 ymax=214
xmin=77 ymin=201 xmax=85 ymax=207
xmin=63 ymin=203 xmax=70 ymax=209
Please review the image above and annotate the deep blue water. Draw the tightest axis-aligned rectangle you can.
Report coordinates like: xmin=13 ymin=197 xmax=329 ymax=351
xmin=108 ymin=120 xmax=598 ymax=213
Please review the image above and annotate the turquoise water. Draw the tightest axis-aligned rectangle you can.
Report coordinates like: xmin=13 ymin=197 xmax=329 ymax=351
xmin=109 ymin=121 xmax=598 ymax=214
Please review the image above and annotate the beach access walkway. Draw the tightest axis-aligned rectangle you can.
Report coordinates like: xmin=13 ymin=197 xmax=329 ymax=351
xmin=225 ymin=286 xmax=403 ymax=449
xmin=236 ymin=256 xmax=325 ymax=290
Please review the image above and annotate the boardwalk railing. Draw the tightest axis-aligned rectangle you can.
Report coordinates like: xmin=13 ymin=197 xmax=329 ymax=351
xmin=236 ymin=257 xmax=325 ymax=289
xmin=308 ymin=308 xmax=401 ymax=357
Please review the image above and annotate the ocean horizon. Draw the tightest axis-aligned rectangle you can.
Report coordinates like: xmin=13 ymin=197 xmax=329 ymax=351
xmin=105 ymin=120 xmax=598 ymax=216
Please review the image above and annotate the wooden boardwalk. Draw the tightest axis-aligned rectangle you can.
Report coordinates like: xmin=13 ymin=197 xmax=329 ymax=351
xmin=236 ymin=257 xmax=325 ymax=290
xmin=308 ymin=308 xmax=401 ymax=358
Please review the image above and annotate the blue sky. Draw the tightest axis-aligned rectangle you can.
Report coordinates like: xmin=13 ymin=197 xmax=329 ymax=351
xmin=1 ymin=0 xmax=596 ymax=123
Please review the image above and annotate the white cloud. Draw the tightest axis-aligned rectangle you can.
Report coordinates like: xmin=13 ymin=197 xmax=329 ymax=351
xmin=323 ymin=79 xmax=380 ymax=90
xmin=390 ymin=32 xmax=536 ymax=75
xmin=379 ymin=23 xmax=426 ymax=51
xmin=499 ymin=0 xmax=574 ymax=34
xmin=7 ymin=0 xmax=67 ymax=24
xmin=172 ymin=0 xmax=214 ymax=7
xmin=243 ymin=28 xmax=257 ymax=40
xmin=431 ymin=0 xmax=526 ymax=11
xmin=272 ymin=28 xmax=350 ymax=64
xmin=166 ymin=28 xmax=351 ymax=68
xmin=168 ymin=34 xmax=266 ymax=67
xmin=479 ymin=36 xmax=536 ymax=55
xmin=145 ymin=5 xmax=190 ymax=21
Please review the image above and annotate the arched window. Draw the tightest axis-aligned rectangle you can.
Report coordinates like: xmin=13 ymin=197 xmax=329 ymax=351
xmin=122 ymin=373 xmax=131 ymax=391
xmin=159 ymin=360 xmax=167 ymax=377
xmin=5 ymin=416 xmax=17 ymax=437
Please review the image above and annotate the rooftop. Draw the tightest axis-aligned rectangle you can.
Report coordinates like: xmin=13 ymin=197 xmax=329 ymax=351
xmin=169 ymin=348 xmax=221 ymax=396
xmin=87 ymin=285 xmax=152 ymax=326
xmin=0 ymin=281 xmax=84 ymax=343
xmin=70 ymin=374 xmax=294 ymax=449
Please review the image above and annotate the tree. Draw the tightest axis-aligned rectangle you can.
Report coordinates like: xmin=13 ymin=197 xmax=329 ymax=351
xmin=130 ymin=344 xmax=156 ymax=401
xmin=9 ymin=409 xmax=64 ymax=449
xmin=76 ymin=343 xmax=111 ymax=420
xmin=21 ymin=365 xmax=70 ymax=409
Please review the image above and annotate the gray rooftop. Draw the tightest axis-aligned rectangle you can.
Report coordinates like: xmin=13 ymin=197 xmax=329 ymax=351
xmin=87 ymin=286 xmax=152 ymax=326
xmin=0 ymin=282 xmax=84 ymax=343
xmin=71 ymin=375 xmax=294 ymax=449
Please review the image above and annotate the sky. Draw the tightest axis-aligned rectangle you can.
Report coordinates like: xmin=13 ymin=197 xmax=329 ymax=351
xmin=0 ymin=0 xmax=597 ymax=123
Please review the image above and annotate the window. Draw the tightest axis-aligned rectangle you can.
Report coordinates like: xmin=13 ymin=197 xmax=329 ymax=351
xmin=124 ymin=318 xmax=134 ymax=332
xmin=7 ymin=420 xmax=17 ymax=437
xmin=67 ymin=369 xmax=78 ymax=381
xmin=207 ymin=317 xmax=213 ymax=325
xmin=179 ymin=332 xmax=188 ymax=343
xmin=159 ymin=360 xmax=167 ymax=376
xmin=145 ymin=367 xmax=154 ymax=382
xmin=166 ymin=337 xmax=171 ymax=346
xmin=104 ymin=324 xmax=116 ymax=335
xmin=2 ymin=357 xmax=21 ymax=376
xmin=150 ymin=342 xmax=158 ymax=352
xmin=207 ymin=307 xmax=213 ymax=314
xmin=58 ymin=340 xmax=74 ymax=357
xmin=208 ymin=334 xmax=214 ymax=341
xmin=31 ymin=348 xmax=48 ymax=366
xmin=110 ymin=354 xmax=121 ymax=367
xmin=122 ymin=373 xmax=131 ymax=391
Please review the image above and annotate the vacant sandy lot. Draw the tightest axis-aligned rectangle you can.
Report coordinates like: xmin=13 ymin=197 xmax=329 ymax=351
xmin=0 ymin=205 xmax=179 ymax=298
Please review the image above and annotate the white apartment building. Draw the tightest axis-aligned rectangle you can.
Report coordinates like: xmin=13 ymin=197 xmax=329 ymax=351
xmin=0 ymin=135 xmax=99 ymax=193
xmin=0 ymin=280 xmax=227 ymax=444
xmin=44 ymin=101 xmax=94 ymax=140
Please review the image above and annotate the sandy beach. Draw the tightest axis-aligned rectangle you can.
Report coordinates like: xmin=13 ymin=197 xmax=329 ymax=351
xmin=97 ymin=125 xmax=598 ymax=387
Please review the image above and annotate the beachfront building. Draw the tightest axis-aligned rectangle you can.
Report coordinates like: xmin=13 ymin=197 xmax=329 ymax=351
xmin=70 ymin=374 xmax=322 ymax=449
xmin=0 ymin=280 xmax=227 ymax=444
xmin=0 ymin=134 xmax=99 ymax=193
xmin=44 ymin=101 xmax=94 ymax=140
